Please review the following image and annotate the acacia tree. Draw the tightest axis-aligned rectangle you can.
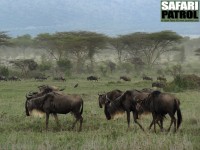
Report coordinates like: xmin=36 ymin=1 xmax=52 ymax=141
xmin=34 ymin=33 xmax=68 ymax=61
xmin=34 ymin=31 xmax=107 ymax=73
xmin=109 ymin=37 xmax=126 ymax=64
xmin=11 ymin=34 xmax=33 ymax=58
xmin=85 ymin=32 xmax=107 ymax=72
xmin=195 ymin=48 xmax=200 ymax=60
xmin=0 ymin=31 xmax=12 ymax=46
xmin=120 ymin=31 xmax=182 ymax=68
xmin=9 ymin=59 xmax=38 ymax=77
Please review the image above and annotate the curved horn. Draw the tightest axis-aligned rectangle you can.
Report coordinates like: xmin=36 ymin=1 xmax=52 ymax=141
xmin=26 ymin=94 xmax=32 ymax=99
xmin=105 ymin=95 xmax=111 ymax=101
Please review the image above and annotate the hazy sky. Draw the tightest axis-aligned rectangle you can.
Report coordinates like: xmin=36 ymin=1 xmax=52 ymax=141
xmin=0 ymin=0 xmax=200 ymax=37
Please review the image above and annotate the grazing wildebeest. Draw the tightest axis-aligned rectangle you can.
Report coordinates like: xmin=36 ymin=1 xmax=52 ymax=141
xmin=157 ymin=76 xmax=167 ymax=82
xmin=143 ymin=76 xmax=153 ymax=81
xmin=141 ymin=88 xmax=154 ymax=93
xmin=35 ymin=76 xmax=50 ymax=81
xmin=8 ymin=76 xmax=21 ymax=81
xmin=87 ymin=76 xmax=99 ymax=81
xmin=104 ymin=90 xmax=145 ymax=131
xmin=120 ymin=76 xmax=131 ymax=81
xmin=53 ymin=76 xmax=66 ymax=82
xmin=152 ymin=82 xmax=165 ymax=88
xmin=98 ymin=89 xmax=123 ymax=108
xmin=25 ymin=92 xmax=84 ymax=131
xmin=139 ymin=91 xmax=182 ymax=132
xmin=0 ymin=75 xmax=7 ymax=81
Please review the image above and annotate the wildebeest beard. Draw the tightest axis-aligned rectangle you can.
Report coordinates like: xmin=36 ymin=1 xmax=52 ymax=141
xmin=104 ymin=98 xmax=125 ymax=120
xmin=26 ymin=94 xmax=48 ymax=117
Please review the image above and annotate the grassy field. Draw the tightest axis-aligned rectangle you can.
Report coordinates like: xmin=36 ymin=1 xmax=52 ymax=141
xmin=0 ymin=76 xmax=199 ymax=150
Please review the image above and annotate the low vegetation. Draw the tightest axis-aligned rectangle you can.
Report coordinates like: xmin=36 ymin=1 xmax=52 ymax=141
xmin=164 ymin=74 xmax=200 ymax=92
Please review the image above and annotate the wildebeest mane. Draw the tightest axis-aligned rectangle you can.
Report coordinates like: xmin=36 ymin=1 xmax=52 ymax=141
xmin=104 ymin=96 xmax=124 ymax=120
xmin=150 ymin=90 xmax=161 ymax=98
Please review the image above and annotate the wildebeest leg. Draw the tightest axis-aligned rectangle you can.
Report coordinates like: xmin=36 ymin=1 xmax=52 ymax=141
xmin=168 ymin=114 xmax=176 ymax=132
xmin=173 ymin=117 xmax=177 ymax=132
xmin=72 ymin=119 xmax=78 ymax=130
xmin=168 ymin=114 xmax=177 ymax=132
xmin=46 ymin=113 xmax=50 ymax=131
xmin=159 ymin=117 xmax=164 ymax=132
xmin=79 ymin=116 xmax=83 ymax=132
xmin=72 ymin=114 xmax=83 ymax=131
xmin=53 ymin=113 xmax=60 ymax=127
xmin=148 ymin=120 xmax=154 ymax=130
xmin=133 ymin=112 xmax=144 ymax=131
xmin=126 ymin=111 xmax=130 ymax=129
xmin=149 ymin=117 xmax=162 ymax=131
xmin=152 ymin=113 xmax=157 ymax=133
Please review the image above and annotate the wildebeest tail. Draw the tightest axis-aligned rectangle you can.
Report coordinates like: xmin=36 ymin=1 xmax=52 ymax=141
xmin=175 ymin=99 xmax=182 ymax=130
xmin=80 ymin=100 xmax=84 ymax=115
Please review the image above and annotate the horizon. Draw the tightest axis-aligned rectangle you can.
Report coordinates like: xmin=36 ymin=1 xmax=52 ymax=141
xmin=1 ymin=0 xmax=200 ymax=37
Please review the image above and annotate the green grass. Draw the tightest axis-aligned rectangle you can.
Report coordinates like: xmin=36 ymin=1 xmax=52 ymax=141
xmin=0 ymin=77 xmax=199 ymax=150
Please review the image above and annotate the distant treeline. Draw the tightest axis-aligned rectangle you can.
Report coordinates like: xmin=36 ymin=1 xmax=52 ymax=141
xmin=0 ymin=30 xmax=200 ymax=77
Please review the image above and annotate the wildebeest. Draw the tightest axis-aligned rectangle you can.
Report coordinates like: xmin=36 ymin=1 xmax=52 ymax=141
xmin=120 ymin=76 xmax=131 ymax=81
xmin=53 ymin=76 xmax=66 ymax=82
xmin=87 ymin=76 xmax=99 ymax=81
xmin=152 ymin=82 xmax=165 ymax=88
xmin=104 ymin=90 xmax=145 ymax=130
xmin=0 ymin=75 xmax=7 ymax=81
xmin=35 ymin=76 xmax=50 ymax=81
xmin=8 ymin=76 xmax=21 ymax=81
xmin=143 ymin=76 xmax=153 ymax=81
xmin=98 ymin=89 xmax=123 ymax=108
xmin=138 ymin=91 xmax=182 ymax=132
xmin=25 ymin=85 xmax=66 ymax=116
xmin=157 ymin=76 xmax=167 ymax=82
xmin=141 ymin=88 xmax=154 ymax=93
xmin=25 ymin=91 xmax=84 ymax=131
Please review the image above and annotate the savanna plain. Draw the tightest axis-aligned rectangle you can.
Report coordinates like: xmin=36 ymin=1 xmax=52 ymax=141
xmin=0 ymin=76 xmax=199 ymax=150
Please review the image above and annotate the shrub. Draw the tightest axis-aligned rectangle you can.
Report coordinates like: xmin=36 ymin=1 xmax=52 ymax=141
xmin=164 ymin=74 xmax=200 ymax=92
xmin=57 ymin=59 xmax=72 ymax=75
xmin=0 ymin=66 xmax=9 ymax=77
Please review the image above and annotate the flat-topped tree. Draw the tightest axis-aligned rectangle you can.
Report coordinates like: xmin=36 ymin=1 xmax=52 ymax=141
xmin=0 ymin=31 xmax=12 ymax=47
xmin=34 ymin=31 xmax=107 ymax=73
xmin=109 ymin=37 xmax=126 ymax=64
xmin=11 ymin=34 xmax=33 ymax=58
xmin=120 ymin=30 xmax=182 ymax=68
xmin=34 ymin=33 xmax=65 ymax=61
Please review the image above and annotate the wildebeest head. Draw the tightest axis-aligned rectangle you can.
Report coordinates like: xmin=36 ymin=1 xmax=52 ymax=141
xmin=25 ymin=90 xmax=49 ymax=116
xmin=104 ymin=99 xmax=112 ymax=120
xmin=98 ymin=93 xmax=106 ymax=108
xmin=98 ymin=90 xmax=123 ymax=108
xmin=25 ymin=93 xmax=54 ymax=117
